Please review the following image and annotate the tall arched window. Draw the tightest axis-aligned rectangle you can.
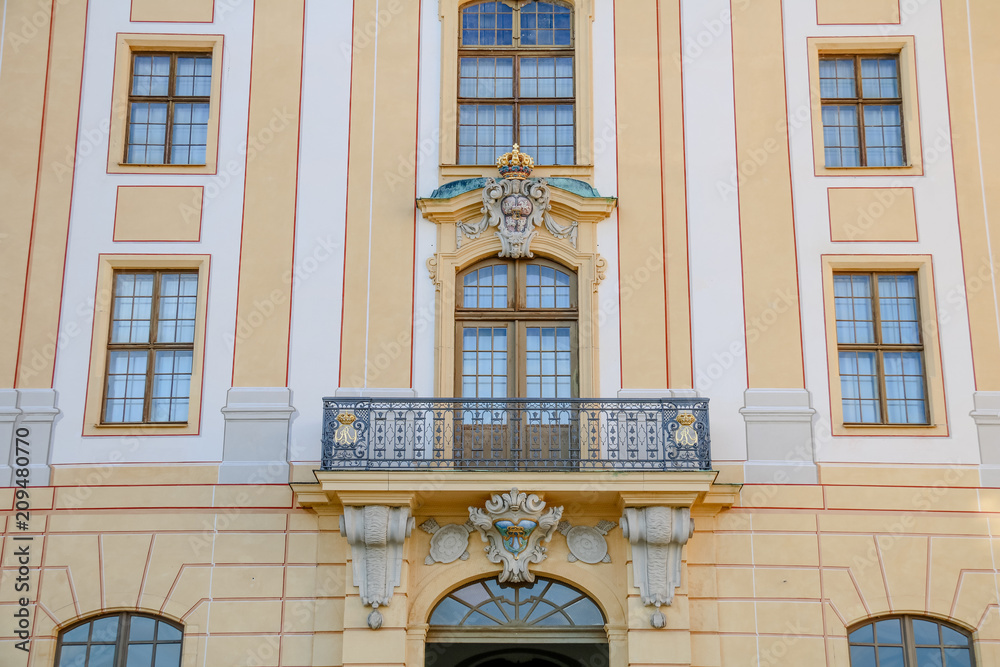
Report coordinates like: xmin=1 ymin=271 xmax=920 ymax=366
xmin=457 ymin=258 xmax=578 ymax=400
xmin=458 ymin=1 xmax=575 ymax=166
xmin=55 ymin=612 xmax=183 ymax=667
xmin=848 ymin=616 xmax=975 ymax=667
xmin=456 ymin=258 xmax=579 ymax=466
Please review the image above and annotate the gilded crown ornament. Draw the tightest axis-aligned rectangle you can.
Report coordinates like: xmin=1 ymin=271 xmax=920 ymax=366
xmin=455 ymin=145 xmax=578 ymax=258
xmin=495 ymin=144 xmax=534 ymax=180
xmin=334 ymin=412 xmax=359 ymax=445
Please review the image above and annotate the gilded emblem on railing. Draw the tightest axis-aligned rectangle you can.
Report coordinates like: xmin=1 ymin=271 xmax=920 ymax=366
xmin=469 ymin=488 xmax=563 ymax=583
xmin=334 ymin=412 xmax=358 ymax=445
xmin=675 ymin=412 xmax=698 ymax=447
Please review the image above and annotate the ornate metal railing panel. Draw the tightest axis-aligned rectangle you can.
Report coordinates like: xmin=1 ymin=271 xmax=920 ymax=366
xmin=321 ymin=398 xmax=710 ymax=471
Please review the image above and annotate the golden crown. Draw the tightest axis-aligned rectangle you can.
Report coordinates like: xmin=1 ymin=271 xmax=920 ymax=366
xmin=676 ymin=413 xmax=696 ymax=426
xmin=337 ymin=413 xmax=356 ymax=426
xmin=496 ymin=144 xmax=534 ymax=180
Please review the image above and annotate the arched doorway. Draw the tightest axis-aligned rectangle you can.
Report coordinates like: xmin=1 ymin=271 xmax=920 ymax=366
xmin=425 ymin=576 xmax=609 ymax=667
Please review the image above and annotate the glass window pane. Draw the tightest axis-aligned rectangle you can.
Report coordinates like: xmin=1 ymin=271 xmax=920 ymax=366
xmin=129 ymin=616 xmax=156 ymax=642
xmin=849 ymin=624 xmax=874 ymax=644
xmin=820 ymin=58 xmax=855 ymax=99
xmin=88 ymin=644 xmax=117 ymax=667
xmin=942 ymin=647 xmax=972 ymax=667
xmin=63 ymin=623 xmax=91 ymax=644
xmin=157 ymin=622 xmax=182 ymax=643
xmin=875 ymin=618 xmax=902 ymax=644
xmin=127 ymin=643 xmax=154 ymax=667
xmin=878 ymin=646 xmax=905 ymax=667
xmin=849 ymin=646 xmax=876 ymax=667
xmin=940 ymin=626 xmax=967 ymax=647
xmin=155 ymin=642 xmax=182 ymax=667
xmin=58 ymin=645 xmax=88 ymax=667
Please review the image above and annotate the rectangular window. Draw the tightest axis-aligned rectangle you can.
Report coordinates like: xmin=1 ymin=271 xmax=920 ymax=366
xmin=103 ymin=271 xmax=198 ymax=424
xmin=457 ymin=1 xmax=575 ymax=166
xmin=819 ymin=55 xmax=904 ymax=167
xmin=834 ymin=272 xmax=927 ymax=424
xmin=126 ymin=52 xmax=212 ymax=165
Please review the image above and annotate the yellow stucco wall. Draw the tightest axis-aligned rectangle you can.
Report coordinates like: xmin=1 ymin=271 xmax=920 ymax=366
xmin=731 ymin=0 xmax=805 ymax=389
xmin=828 ymin=188 xmax=918 ymax=243
xmin=4 ymin=472 xmax=1000 ymax=666
xmin=130 ymin=0 xmax=214 ymax=23
xmin=816 ymin=0 xmax=900 ymax=26
xmin=941 ymin=0 xmax=1000 ymax=391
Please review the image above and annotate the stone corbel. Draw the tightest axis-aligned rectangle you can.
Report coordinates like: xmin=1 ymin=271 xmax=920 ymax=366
xmin=340 ymin=505 xmax=415 ymax=629
xmin=620 ymin=506 xmax=695 ymax=629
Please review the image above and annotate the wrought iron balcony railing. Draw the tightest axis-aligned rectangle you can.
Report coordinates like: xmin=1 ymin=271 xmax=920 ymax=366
xmin=321 ymin=398 xmax=710 ymax=471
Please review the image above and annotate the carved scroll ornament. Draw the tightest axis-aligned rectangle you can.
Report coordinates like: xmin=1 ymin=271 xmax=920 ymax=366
xmin=469 ymin=488 xmax=563 ymax=583
xmin=457 ymin=177 xmax=579 ymax=258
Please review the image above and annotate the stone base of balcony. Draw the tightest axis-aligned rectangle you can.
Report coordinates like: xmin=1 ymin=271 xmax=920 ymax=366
xmin=292 ymin=469 xmax=738 ymax=516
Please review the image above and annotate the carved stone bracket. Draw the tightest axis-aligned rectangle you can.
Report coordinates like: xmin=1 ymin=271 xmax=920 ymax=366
xmin=420 ymin=518 xmax=474 ymax=565
xmin=593 ymin=254 xmax=607 ymax=292
xmin=426 ymin=256 xmax=441 ymax=292
xmin=558 ymin=519 xmax=616 ymax=563
xmin=340 ymin=505 xmax=415 ymax=629
xmin=619 ymin=506 xmax=695 ymax=628
xmin=469 ymin=488 xmax=563 ymax=583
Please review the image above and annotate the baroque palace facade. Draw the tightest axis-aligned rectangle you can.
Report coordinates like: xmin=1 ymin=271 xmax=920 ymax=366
xmin=3 ymin=0 xmax=1000 ymax=665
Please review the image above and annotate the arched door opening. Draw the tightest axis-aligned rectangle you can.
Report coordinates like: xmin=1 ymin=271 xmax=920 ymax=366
xmin=426 ymin=576 xmax=609 ymax=667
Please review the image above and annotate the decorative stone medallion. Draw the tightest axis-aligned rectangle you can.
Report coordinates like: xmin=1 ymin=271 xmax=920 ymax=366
xmin=558 ymin=520 xmax=616 ymax=564
xmin=469 ymin=488 xmax=563 ymax=584
xmin=420 ymin=518 xmax=473 ymax=565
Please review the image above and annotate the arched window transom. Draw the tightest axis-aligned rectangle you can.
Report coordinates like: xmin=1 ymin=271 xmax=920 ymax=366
xmin=848 ymin=615 xmax=975 ymax=667
xmin=56 ymin=612 xmax=183 ymax=667
xmin=430 ymin=577 xmax=605 ymax=628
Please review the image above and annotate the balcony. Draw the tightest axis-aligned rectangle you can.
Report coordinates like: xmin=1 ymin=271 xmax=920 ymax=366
xmin=321 ymin=398 xmax=711 ymax=471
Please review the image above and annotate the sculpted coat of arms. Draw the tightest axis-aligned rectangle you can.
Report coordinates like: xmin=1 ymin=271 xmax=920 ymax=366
xmin=469 ymin=488 xmax=563 ymax=583
xmin=457 ymin=145 xmax=578 ymax=258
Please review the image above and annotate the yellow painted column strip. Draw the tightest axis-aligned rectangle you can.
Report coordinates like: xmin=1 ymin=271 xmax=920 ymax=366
xmin=231 ymin=0 xmax=305 ymax=388
xmin=0 ymin=0 xmax=53 ymax=386
xmin=658 ymin=0 xmax=693 ymax=389
xmin=730 ymin=0 xmax=805 ymax=389
xmin=16 ymin=0 xmax=88 ymax=388
xmin=338 ymin=0 xmax=420 ymax=390
xmin=940 ymin=0 xmax=1000 ymax=390
xmin=614 ymin=0 xmax=669 ymax=390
